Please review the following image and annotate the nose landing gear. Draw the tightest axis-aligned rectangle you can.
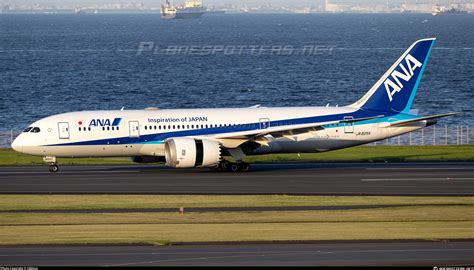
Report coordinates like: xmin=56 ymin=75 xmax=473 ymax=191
xmin=44 ymin=156 xmax=59 ymax=173
xmin=49 ymin=164 xmax=59 ymax=173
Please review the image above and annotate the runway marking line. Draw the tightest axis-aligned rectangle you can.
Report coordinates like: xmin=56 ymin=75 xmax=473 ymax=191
xmin=0 ymin=171 xmax=140 ymax=175
xmin=103 ymin=248 xmax=474 ymax=266
xmin=361 ymin=178 xmax=474 ymax=182
xmin=366 ymin=168 xmax=474 ymax=171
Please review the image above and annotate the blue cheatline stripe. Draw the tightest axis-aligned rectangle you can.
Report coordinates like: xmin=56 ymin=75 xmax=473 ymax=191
xmin=44 ymin=108 xmax=418 ymax=147
xmin=402 ymin=39 xmax=436 ymax=113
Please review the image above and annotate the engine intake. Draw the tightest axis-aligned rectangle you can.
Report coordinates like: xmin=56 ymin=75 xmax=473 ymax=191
xmin=164 ymin=137 xmax=221 ymax=168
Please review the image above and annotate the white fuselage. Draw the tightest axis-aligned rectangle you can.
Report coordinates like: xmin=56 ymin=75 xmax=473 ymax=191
xmin=12 ymin=106 xmax=425 ymax=159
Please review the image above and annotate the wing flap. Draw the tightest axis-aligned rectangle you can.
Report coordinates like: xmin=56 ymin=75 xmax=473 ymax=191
xmin=212 ymin=114 xmax=385 ymax=147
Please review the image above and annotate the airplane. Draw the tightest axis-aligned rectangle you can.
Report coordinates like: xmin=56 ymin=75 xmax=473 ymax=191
xmin=11 ymin=38 xmax=458 ymax=173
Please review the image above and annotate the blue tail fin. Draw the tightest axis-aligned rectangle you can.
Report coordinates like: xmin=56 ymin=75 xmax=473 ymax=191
xmin=350 ymin=38 xmax=436 ymax=113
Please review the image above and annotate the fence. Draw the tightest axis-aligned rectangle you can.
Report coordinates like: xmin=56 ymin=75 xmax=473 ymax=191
xmin=370 ymin=125 xmax=471 ymax=146
xmin=0 ymin=125 xmax=471 ymax=148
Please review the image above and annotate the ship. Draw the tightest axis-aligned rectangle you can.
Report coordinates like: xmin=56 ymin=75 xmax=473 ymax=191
xmin=432 ymin=5 xmax=468 ymax=16
xmin=205 ymin=8 xmax=226 ymax=14
xmin=74 ymin=7 xmax=86 ymax=14
xmin=161 ymin=0 xmax=206 ymax=19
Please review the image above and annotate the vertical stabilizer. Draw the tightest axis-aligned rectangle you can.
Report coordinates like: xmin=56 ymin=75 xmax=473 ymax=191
xmin=350 ymin=38 xmax=436 ymax=113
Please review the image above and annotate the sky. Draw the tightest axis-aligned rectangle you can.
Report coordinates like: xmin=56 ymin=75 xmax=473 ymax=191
xmin=1 ymin=0 xmax=470 ymax=7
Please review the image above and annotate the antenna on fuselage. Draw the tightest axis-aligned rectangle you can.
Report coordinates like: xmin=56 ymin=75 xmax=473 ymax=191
xmin=120 ymin=107 xmax=125 ymax=111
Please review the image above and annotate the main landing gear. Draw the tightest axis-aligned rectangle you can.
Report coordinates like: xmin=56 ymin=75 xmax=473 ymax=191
xmin=216 ymin=160 xmax=250 ymax=172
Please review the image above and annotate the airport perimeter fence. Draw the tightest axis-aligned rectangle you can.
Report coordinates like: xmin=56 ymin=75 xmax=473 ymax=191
xmin=368 ymin=125 xmax=471 ymax=146
xmin=0 ymin=125 xmax=471 ymax=149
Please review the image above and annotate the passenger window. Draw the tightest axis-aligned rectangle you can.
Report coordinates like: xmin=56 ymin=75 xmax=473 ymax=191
xmin=89 ymin=127 xmax=91 ymax=131
xmin=116 ymin=127 xmax=119 ymax=131
xmin=107 ymin=126 xmax=110 ymax=131
xmin=79 ymin=127 xmax=82 ymax=131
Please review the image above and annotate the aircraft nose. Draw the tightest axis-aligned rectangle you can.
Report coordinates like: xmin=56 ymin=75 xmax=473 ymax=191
xmin=11 ymin=136 xmax=23 ymax=153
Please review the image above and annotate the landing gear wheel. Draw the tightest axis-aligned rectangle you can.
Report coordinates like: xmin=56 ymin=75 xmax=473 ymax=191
xmin=240 ymin=162 xmax=250 ymax=172
xmin=49 ymin=164 xmax=59 ymax=173
xmin=230 ymin=163 xmax=240 ymax=172
xmin=220 ymin=160 xmax=231 ymax=171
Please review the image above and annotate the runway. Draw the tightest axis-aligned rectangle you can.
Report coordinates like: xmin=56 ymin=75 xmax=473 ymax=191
xmin=1 ymin=241 xmax=473 ymax=266
xmin=0 ymin=162 xmax=473 ymax=195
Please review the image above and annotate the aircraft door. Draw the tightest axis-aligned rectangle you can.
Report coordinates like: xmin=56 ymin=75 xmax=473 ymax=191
xmin=129 ymin=121 xmax=140 ymax=138
xmin=58 ymin=122 xmax=70 ymax=139
xmin=344 ymin=116 xmax=354 ymax=133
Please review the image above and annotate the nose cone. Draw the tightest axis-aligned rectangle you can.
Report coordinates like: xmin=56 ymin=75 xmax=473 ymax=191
xmin=11 ymin=136 xmax=23 ymax=153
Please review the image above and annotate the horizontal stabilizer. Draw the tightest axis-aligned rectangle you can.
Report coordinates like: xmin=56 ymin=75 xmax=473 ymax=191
xmin=380 ymin=112 xmax=460 ymax=127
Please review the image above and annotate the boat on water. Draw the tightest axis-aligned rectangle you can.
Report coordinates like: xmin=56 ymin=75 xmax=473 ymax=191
xmin=205 ymin=9 xmax=226 ymax=14
xmin=74 ymin=7 xmax=86 ymax=14
xmin=161 ymin=0 xmax=206 ymax=19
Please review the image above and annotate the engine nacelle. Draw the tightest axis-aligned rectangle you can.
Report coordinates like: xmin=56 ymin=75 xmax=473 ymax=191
xmin=131 ymin=156 xmax=166 ymax=163
xmin=164 ymin=137 xmax=221 ymax=168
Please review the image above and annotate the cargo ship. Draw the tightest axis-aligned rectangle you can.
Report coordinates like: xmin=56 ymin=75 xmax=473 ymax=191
xmin=161 ymin=0 xmax=206 ymax=19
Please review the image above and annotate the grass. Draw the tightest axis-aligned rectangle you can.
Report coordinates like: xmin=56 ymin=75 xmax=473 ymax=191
xmin=0 ymin=195 xmax=472 ymax=211
xmin=1 ymin=206 xmax=472 ymax=226
xmin=245 ymin=145 xmax=474 ymax=163
xmin=0 ymin=148 xmax=133 ymax=166
xmin=1 ymin=145 xmax=474 ymax=166
xmin=1 ymin=222 xmax=471 ymax=245
xmin=0 ymin=195 xmax=472 ymax=245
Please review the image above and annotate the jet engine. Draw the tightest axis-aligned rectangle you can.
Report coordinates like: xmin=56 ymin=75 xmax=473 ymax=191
xmin=164 ymin=137 xmax=221 ymax=168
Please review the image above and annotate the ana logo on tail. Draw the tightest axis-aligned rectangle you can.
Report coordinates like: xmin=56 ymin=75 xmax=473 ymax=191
xmin=384 ymin=54 xmax=422 ymax=102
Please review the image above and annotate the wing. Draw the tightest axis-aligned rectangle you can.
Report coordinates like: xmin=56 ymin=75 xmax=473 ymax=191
xmin=208 ymin=115 xmax=385 ymax=148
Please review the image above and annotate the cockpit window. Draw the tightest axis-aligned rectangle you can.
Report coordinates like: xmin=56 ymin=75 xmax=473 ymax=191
xmin=23 ymin=127 xmax=33 ymax=133
xmin=31 ymin=127 xmax=41 ymax=133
